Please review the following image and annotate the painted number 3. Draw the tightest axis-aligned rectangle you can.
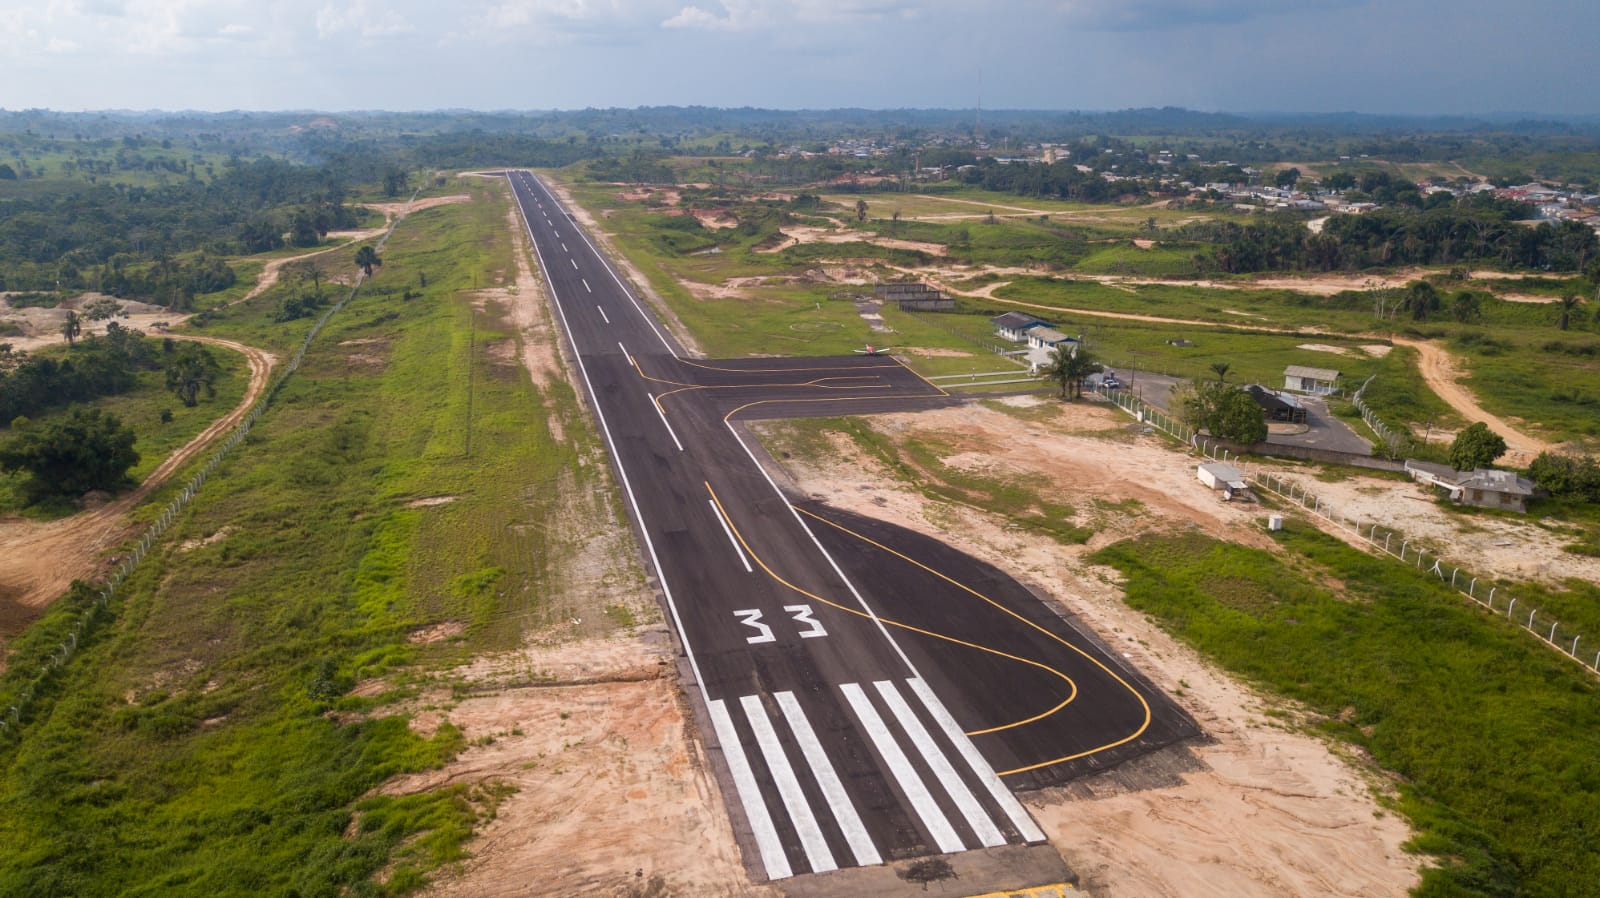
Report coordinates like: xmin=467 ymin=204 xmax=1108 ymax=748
xmin=733 ymin=606 xmax=828 ymax=644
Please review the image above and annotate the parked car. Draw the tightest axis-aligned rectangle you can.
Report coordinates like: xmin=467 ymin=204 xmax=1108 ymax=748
xmin=1100 ymin=373 xmax=1122 ymax=389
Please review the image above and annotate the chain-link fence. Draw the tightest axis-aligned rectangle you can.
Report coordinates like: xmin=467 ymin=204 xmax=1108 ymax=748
xmin=0 ymin=191 xmax=416 ymax=743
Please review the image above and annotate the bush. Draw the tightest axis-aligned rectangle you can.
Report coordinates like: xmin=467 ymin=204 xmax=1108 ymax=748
xmin=0 ymin=408 xmax=139 ymax=499
xmin=1527 ymin=451 xmax=1600 ymax=502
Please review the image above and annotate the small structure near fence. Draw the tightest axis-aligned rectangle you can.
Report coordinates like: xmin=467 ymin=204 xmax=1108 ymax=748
xmin=1198 ymin=462 xmax=1252 ymax=501
xmin=992 ymin=311 xmax=1049 ymax=343
xmin=1246 ymin=384 xmax=1307 ymax=423
xmin=1284 ymin=365 xmax=1341 ymax=395
xmin=874 ymin=281 xmax=955 ymax=312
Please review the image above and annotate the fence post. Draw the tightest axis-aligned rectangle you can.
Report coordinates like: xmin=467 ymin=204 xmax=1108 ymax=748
xmin=1507 ymin=597 xmax=1516 ymax=618
xmin=1527 ymin=608 xmax=1537 ymax=628
xmin=1549 ymin=621 xmax=1559 ymax=642
xmin=1470 ymin=577 xmax=1477 ymax=597
xmin=1571 ymin=636 xmax=1580 ymax=656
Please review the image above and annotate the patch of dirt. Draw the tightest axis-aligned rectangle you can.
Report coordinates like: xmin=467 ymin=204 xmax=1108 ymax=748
xmin=361 ymin=194 xmax=472 ymax=220
xmin=1264 ymin=467 xmax=1600 ymax=587
xmin=178 ymin=526 xmax=232 ymax=553
xmin=1297 ymin=343 xmax=1351 ymax=356
xmin=405 ymin=496 xmax=459 ymax=509
xmin=1 ymin=296 xmax=190 ymax=354
xmin=1360 ymin=344 xmax=1393 ymax=357
xmin=405 ymin=632 xmax=766 ymax=898
xmin=757 ymin=401 xmax=1422 ymax=898
xmin=764 ymin=225 xmax=946 ymax=257
xmin=903 ymin=347 xmax=976 ymax=358
xmin=408 ymin=620 xmax=465 ymax=644
xmin=0 ymin=334 xmax=276 ymax=628
xmin=1132 ymin=239 xmax=1155 ymax=249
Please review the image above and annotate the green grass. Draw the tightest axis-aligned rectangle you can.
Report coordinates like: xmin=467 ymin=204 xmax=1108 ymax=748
xmin=1091 ymin=524 xmax=1600 ymax=898
xmin=0 ymin=180 xmax=629 ymax=895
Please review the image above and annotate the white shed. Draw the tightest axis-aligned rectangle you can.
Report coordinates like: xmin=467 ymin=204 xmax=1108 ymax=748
xmin=1198 ymin=462 xmax=1250 ymax=500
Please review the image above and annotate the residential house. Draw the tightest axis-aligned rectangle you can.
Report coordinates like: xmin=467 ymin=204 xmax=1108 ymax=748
xmin=1405 ymin=461 xmax=1537 ymax=513
xmin=991 ymin=312 xmax=1049 ymax=343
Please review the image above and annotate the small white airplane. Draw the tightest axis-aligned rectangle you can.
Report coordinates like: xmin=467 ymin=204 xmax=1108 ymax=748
xmin=852 ymin=343 xmax=898 ymax=356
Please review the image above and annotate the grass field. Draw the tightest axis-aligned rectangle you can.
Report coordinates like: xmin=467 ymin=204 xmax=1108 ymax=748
xmin=1093 ymin=524 xmax=1600 ymax=898
xmin=0 ymin=180 xmax=630 ymax=896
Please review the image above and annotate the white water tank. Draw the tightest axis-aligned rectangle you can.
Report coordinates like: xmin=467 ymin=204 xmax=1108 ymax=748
xmin=1268 ymin=514 xmax=1284 ymax=531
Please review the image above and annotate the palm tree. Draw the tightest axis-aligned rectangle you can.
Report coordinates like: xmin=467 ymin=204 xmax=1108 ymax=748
xmin=1209 ymin=361 xmax=1231 ymax=383
xmin=60 ymin=311 xmax=82 ymax=346
xmin=1040 ymin=346 xmax=1099 ymax=400
xmin=354 ymin=245 xmax=382 ymax=278
xmin=1555 ymin=293 xmax=1582 ymax=331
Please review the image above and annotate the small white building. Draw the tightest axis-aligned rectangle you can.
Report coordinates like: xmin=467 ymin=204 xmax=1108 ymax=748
xmin=1283 ymin=365 xmax=1341 ymax=395
xmin=1198 ymin=462 xmax=1251 ymax=501
xmin=1026 ymin=326 xmax=1075 ymax=351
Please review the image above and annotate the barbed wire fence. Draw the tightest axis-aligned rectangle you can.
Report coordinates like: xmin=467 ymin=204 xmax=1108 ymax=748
xmin=1093 ymin=381 xmax=1599 ymax=678
xmin=0 ymin=190 xmax=417 ymax=743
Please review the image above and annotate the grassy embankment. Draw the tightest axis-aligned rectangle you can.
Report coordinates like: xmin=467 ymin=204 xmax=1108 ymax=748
xmin=0 ymin=178 xmax=623 ymax=896
xmin=1093 ymin=524 xmax=1600 ymax=898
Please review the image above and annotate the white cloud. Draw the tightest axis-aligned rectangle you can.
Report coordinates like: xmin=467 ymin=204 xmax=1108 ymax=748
xmin=1047 ymin=0 xmax=1361 ymax=31
xmin=315 ymin=0 xmax=416 ymax=39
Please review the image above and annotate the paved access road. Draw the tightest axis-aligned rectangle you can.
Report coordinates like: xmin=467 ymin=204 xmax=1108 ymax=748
xmin=505 ymin=172 xmax=1199 ymax=882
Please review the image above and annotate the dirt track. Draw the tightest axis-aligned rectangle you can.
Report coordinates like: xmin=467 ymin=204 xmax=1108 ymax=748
xmin=0 ymin=335 xmax=276 ymax=632
xmin=1391 ymin=337 xmax=1553 ymax=464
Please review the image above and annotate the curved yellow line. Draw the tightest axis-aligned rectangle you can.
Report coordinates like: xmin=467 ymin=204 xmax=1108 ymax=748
xmin=793 ymin=507 xmax=1155 ymax=776
xmin=705 ymin=482 xmax=1079 ymax=725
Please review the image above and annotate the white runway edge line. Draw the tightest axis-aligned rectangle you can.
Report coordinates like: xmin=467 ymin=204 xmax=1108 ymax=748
xmin=648 ymin=394 xmax=685 ymax=452
xmin=775 ymin=691 xmax=882 ymax=866
xmin=505 ymin=168 xmax=720 ymax=771
xmin=875 ymin=680 xmax=1005 ymax=848
xmin=708 ymin=700 xmax=792 ymax=881
xmin=525 ymin=174 xmax=678 ymax=355
xmin=840 ymin=683 xmax=965 ymax=854
xmin=907 ymin=677 xmax=1046 ymax=843
xmin=740 ymin=695 xmax=837 ymax=874
xmin=708 ymin=500 xmax=754 ymax=573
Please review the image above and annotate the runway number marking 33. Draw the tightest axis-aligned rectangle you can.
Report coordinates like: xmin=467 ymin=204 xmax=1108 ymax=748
xmin=734 ymin=606 xmax=828 ymax=644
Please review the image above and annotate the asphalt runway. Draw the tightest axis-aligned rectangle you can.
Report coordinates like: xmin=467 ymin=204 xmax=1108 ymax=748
xmin=502 ymin=171 xmax=1200 ymax=882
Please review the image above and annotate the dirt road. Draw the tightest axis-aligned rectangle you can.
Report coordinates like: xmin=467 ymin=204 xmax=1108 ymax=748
xmin=1391 ymin=336 xmax=1554 ymax=465
xmin=0 ymin=335 xmax=276 ymax=631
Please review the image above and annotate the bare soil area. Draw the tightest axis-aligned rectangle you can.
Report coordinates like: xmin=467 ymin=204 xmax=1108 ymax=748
xmin=394 ymin=632 xmax=765 ymax=898
xmin=762 ymin=225 xmax=947 ymax=257
xmin=757 ymin=398 xmax=1424 ymax=897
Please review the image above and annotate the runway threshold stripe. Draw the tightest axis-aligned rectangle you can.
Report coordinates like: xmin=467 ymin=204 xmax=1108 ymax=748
xmin=708 ymin=699 xmax=791 ymax=880
xmin=840 ymin=682 xmax=964 ymax=855
xmin=776 ymin=691 xmax=881 ymax=867
xmin=648 ymin=394 xmax=685 ymax=452
xmin=741 ymin=695 xmax=836 ymax=874
xmin=708 ymin=500 xmax=753 ymax=572
xmin=907 ymin=677 xmax=1046 ymax=843
xmin=874 ymin=680 xmax=1006 ymax=848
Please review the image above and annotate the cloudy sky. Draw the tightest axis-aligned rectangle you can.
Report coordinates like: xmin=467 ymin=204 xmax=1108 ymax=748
xmin=2 ymin=0 xmax=1595 ymax=116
